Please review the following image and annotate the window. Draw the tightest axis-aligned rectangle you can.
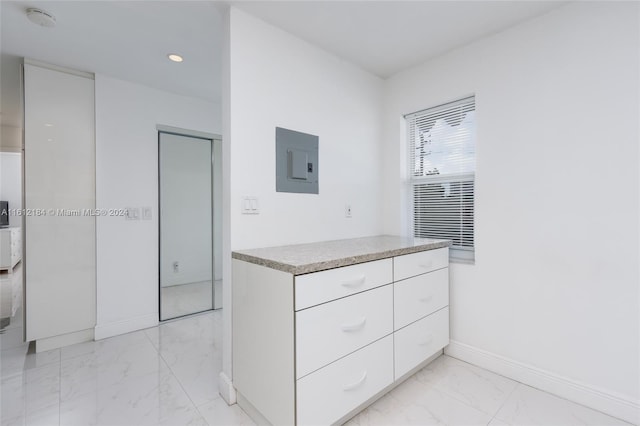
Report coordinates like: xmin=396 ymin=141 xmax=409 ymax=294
xmin=406 ymin=96 xmax=475 ymax=262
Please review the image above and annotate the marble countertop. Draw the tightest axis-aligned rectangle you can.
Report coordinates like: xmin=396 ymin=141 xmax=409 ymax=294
xmin=232 ymin=235 xmax=451 ymax=275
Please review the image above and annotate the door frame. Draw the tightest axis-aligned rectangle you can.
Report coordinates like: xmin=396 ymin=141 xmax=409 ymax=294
xmin=157 ymin=125 xmax=222 ymax=321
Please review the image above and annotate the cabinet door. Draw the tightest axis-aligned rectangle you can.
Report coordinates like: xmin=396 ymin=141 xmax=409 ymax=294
xmin=297 ymin=335 xmax=393 ymax=426
xmin=296 ymin=285 xmax=393 ymax=379
xmin=295 ymin=258 xmax=392 ymax=311
xmin=394 ymin=268 xmax=448 ymax=330
xmin=394 ymin=307 xmax=449 ymax=379
xmin=24 ymin=63 xmax=96 ymax=343
xmin=394 ymin=248 xmax=448 ymax=281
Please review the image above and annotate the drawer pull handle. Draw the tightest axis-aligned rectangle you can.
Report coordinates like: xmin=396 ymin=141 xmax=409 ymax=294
xmin=419 ymin=295 xmax=433 ymax=303
xmin=340 ymin=317 xmax=367 ymax=332
xmin=419 ymin=335 xmax=434 ymax=346
xmin=340 ymin=275 xmax=366 ymax=288
xmin=343 ymin=371 xmax=368 ymax=391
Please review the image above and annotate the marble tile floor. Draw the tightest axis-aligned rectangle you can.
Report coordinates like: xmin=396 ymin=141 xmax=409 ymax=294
xmin=0 ymin=310 xmax=632 ymax=426
xmin=1 ymin=310 xmax=251 ymax=426
xmin=345 ymin=355 xmax=633 ymax=426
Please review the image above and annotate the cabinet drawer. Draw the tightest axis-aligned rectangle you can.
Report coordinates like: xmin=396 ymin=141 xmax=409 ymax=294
xmin=394 ymin=307 xmax=449 ymax=380
xmin=297 ymin=335 xmax=393 ymax=426
xmin=393 ymin=248 xmax=448 ymax=281
xmin=296 ymin=284 xmax=393 ymax=379
xmin=394 ymin=268 xmax=448 ymax=330
xmin=295 ymin=258 xmax=392 ymax=311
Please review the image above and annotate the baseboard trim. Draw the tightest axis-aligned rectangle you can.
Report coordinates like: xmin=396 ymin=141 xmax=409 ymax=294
xmin=219 ymin=371 xmax=237 ymax=405
xmin=445 ymin=340 xmax=640 ymax=425
xmin=94 ymin=314 xmax=158 ymax=340
xmin=35 ymin=328 xmax=94 ymax=352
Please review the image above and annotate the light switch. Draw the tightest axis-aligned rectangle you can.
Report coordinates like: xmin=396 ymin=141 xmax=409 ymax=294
xmin=242 ymin=197 xmax=260 ymax=215
xmin=125 ymin=207 xmax=140 ymax=220
xmin=142 ymin=207 xmax=152 ymax=220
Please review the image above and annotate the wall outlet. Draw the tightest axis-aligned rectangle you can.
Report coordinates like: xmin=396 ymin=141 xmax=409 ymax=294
xmin=173 ymin=261 xmax=179 ymax=273
xmin=345 ymin=204 xmax=352 ymax=218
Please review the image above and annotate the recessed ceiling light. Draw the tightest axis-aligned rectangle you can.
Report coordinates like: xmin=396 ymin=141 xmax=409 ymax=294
xmin=26 ymin=8 xmax=56 ymax=28
xmin=44 ymin=123 xmax=53 ymax=127
xmin=167 ymin=54 xmax=183 ymax=63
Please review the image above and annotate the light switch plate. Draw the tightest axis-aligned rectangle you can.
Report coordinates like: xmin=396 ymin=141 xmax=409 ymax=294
xmin=125 ymin=207 xmax=140 ymax=220
xmin=142 ymin=207 xmax=152 ymax=220
xmin=241 ymin=197 xmax=259 ymax=214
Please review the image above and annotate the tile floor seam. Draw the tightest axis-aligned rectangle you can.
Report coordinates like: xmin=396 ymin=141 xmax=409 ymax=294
xmin=428 ymin=378 xmax=483 ymax=412
xmin=486 ymin=381 xmax=520 ymax=425
xmin=442 ymin=355 xmax=630 ymax=424
xmin=152 ymin=331 xmax=209 ymax=425
xmin=425 ymin=361 xmax=517 ymax=420
xmin=426 ymin=380 xmax=499 ymax=421
xmin=497 ymin=382 xmax=636 ymax=426
xmin=194 ymin=399 xmax=217 ymax=426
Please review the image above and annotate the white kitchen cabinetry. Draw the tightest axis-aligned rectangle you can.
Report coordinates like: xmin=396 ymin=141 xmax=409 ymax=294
xmin=23 ymin=62 xmax=96 ymax=351
xmin=233 ymin=237 xmax=450 ymax=425
xmin=0 ymin=227 xmax=21 ymax=271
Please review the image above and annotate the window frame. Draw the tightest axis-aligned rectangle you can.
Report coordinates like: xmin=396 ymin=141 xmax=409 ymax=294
xmin=405 ymin=95 xmax=476 ymax=263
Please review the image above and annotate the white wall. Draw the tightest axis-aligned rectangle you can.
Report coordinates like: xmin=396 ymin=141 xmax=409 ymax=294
xmin=95 ymin=75 xmax=220 ymax=338
xmin=159 ymin=133 xmax=212 ymax=288
xmin=221 ymin=6 xmax=384 ymax=388
xmin=382 ymin=1 xmax=639 ymax=420
xmin=0 ymin=126 xmax=21 ymax=153
xmin=227 ymin=9 xmax=384 ymax=251
xmin=0 ymin=152 xmax=21 ymax=227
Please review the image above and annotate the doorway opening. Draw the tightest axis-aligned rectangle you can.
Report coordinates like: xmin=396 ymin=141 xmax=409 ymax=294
xmin=158 ymin=127 xmax=222 ymax=321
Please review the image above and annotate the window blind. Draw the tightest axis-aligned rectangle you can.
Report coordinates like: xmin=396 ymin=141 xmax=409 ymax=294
xmin=406 ymin=96 xmax=475 ymax=260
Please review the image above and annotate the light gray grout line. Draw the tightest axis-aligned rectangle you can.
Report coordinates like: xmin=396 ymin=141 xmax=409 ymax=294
xmin=443 ymin=352 xmax=631 ymax=425
xmin=440 ymin=353 xmax=525 ymax=423
xmin=140 ymin=316 xmax=214 ymax=425
xmin=423 ymin=355 xmax=519 ymax=422
xmin=486 ymin=382 xmax=519 ymax=425
xmin=141 ymin=322 xmax=202 ymax=423
xmin=446 ymin=351 xmax=633 ymax=426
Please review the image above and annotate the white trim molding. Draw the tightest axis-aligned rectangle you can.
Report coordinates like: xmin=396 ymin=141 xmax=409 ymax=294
xmin=445 ymin=340 xmax=640 ymax=425
xmin=24 ymin=58 xmax=94 ymax=79
xmin=156 ymin=124 xmax=221 ymax=141
xmin=35 ymin=328 xmax=94 ymax=353
xmin=219 ymin=371 xmax=237 ymax=405
xmin=94 ymin=313 xmax=158 ymax=340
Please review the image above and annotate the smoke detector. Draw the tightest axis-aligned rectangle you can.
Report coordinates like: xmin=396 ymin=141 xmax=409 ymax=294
xmin=26 ymin=8 xmax=56 ymax=28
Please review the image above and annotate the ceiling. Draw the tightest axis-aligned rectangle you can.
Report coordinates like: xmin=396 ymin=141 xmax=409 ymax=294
xmin=234 ymin=1 xmax=567 ymax=78
xmin=0 ymin=1 xmax=224 ymax=127
xmin=1 ymin=1 xmax=567 ymax=128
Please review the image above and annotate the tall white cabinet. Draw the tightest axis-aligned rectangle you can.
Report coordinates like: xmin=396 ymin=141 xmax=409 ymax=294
xmin=23 ymin=62 xmax=96 ymax=351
